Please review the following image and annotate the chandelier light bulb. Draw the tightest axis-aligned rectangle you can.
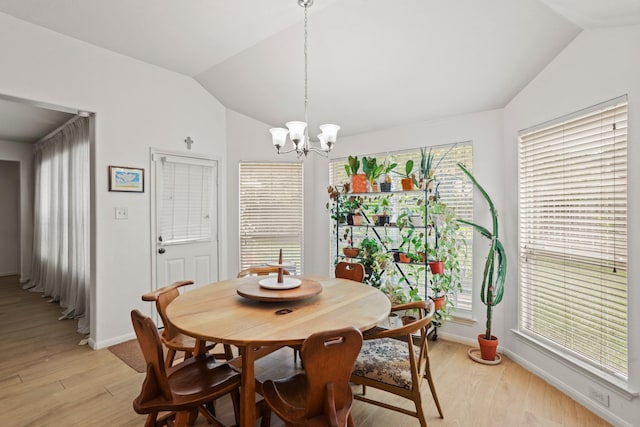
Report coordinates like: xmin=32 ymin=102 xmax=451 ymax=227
xmin=269 ymin=128 xmax=289 ymax=150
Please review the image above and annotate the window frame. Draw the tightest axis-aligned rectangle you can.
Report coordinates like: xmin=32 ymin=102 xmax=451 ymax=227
xmin=238 ymin=162 xmax=305 ymax=274
xmin=517 ymin=95 xmax=629 ymax=384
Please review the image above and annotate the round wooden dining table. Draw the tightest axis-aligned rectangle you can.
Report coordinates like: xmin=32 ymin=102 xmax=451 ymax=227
xmin=165 ymin=274 xmax=391 ymax=427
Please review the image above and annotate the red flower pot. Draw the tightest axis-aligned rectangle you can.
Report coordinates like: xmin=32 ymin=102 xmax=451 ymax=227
xmin=401 ymin=177 xmax=414 ymax=191
xmin=342 ymin=247 xmax=360 ymax=258
xmin=431 ymin=296 xmax=445 ymax=311
xmin=398 ymin=253 xmax=411 ymax=263
xmin=428 ymin=261 xmax=444 ymax=274
xmin=350 ymin=174 xmax=368 ymax=193
xmin=478 ymin=334 xmax=499 ymax=361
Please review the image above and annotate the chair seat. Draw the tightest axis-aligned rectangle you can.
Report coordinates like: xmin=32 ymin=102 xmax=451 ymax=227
xmin=168 ymin=355 xmax=240 ymax=399
xmin=162 ymin=332 xmax=209 ymax=352
xmin=136 ymin=354 xmax=241 ymax=412
xmin=352 ymin=337 xmax=415 ymax=390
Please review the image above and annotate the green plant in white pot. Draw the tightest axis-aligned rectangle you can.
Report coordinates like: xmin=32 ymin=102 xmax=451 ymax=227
xmin=457 ymin=162 xmax=506 ymax=363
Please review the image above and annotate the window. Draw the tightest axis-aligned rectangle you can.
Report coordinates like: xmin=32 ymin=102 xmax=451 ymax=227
xmin=329 ymin=142 xmax=473 ymax=313
xmin=518 ymin=96 xmax=628 ymax=378
xmin=158 ymin=156 xmax=216 ymax=244
xmin=239 ymin=163 xmax=304 ymax=274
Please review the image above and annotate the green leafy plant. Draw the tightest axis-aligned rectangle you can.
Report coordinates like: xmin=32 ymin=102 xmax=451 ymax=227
xmin=362 ymin=156 xmax=385 ymax=187
xmin=420 ymin=147 xmax=435 ymax=182
xmin=326 ymin=185 xmax=348 ymax=223
xmin=359 ymin=236 xmax=385 ymax=287
xmin=457 ymin=162 xmax=506 ymax=340
xmin=419 ymin=143 xmax=457 ymax=185
xmin=382 ymin=158 xmax=398 ymax=176
xmin=345 ymin=155 xmax=361 ymax=177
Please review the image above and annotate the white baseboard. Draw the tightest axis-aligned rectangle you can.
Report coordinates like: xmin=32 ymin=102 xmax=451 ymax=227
xmin=90 ymin=332 xmax=136 ymax=350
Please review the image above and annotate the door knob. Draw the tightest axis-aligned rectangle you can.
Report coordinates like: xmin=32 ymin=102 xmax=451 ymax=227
xmin=158 ymin=248 xmax=166 ymax=254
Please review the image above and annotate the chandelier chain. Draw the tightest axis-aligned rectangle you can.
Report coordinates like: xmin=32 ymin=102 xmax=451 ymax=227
xmin=268 ymin=0 xmax=338 ymax=158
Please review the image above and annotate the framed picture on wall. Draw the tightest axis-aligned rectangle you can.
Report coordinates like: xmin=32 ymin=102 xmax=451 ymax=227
xmin=108 ymin=166 xmax=144 ymax=192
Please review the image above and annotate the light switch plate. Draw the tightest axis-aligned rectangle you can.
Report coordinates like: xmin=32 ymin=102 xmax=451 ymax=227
xmin=115 ymin=207 xmax=128 ymax=220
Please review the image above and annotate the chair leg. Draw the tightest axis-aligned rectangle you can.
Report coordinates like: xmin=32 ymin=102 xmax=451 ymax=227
xmin=144 ymin=413 xmax=157 ymax=427
xmin=174 ymin=411 xmax=190 ymax=427
xmin=414 ymin=388 xmax=428 ymax=427
xmin=424 ymin=363 xmax=444 ymax=418
xmin=186 ymin=408 xmax=199 ymax=425
xmin=165 ymin=349 xmax=177 ymax=368
xmin=231 ymin=388 xmax=241 ymax=426
xmin=224 ymin=344 xmax=235 ymax=360
xmin=258 ymin=399 xmax=271 ymax=427
xmin=205 ymin=400 xmax=216 ymax=416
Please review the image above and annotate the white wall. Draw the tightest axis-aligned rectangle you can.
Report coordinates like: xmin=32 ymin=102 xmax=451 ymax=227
xmin=0 ymin=140 xmax=33 ymax=281
xmin=503 ymin=25 xmax=640 ymax=426
xmin=323 ymin=109 xmax=505 ymax=340
xmin=0 ymin=160 xmax=20 ymax=275
xmin=225 ymin=110 xmax=327 ymax=277
xmin=0 ymin=12 xmax=228 ymax=348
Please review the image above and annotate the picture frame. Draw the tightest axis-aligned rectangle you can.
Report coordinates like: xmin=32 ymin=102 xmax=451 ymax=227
xmin=108 ymin=166 xmax=144 ymax=192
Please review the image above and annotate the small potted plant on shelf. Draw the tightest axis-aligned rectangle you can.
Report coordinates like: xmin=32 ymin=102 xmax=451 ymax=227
xmin=342 ymin=237 xmax=360 ymax=258
xmin=418 ymin=143 xmax=457 ymax=191
xmin=419 ymin=147 xmax=436 ymax=190
xmin=344 ymin=196 xmax=364 ymax=225
xmin=457 ymin=162 xmax=506 ymax=363
xmin=394 ymin=159 xmax=417 ymax=191
xmin=362 ymin=156 xmax=384 ymax=192
xmin=345 ymin=155 xmax=368 ymax=193
xmin=379 ymin=157 xmax=398 ymax=192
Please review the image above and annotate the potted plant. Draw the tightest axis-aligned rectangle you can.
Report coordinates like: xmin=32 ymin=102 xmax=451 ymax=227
xmin=457 ymin=162 xmax=506 ymax=363
xmin=418 ymin=143 xmax=457 ymax=191
xmin=379 ymin=158 xmax=397 ymax=192
xmin=345 ymin=155 xmax=368 ymax=193
xmin=362 ymin=156 xmax=384 ymax=192
xmin=429 ymin=276 xmax=447 ymax=311
xmin=342 ymin=240 xmax=360 ymax=258
xmin=343 ymin=196 xmax=364 ymax=225
xmin=359 ymin=236 xmax=385 ymax=287
xmin=419 ymin=147 xmax=435 ymax=190
xmin=394 ymin=159 xmax=417 ymax=191
xmin=375 ymin=195 xmax=391 ymax=226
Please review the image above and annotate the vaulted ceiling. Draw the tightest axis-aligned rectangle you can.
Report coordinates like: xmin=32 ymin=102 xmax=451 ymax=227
xmin=0 ymin=0 xmax=638 ymax=142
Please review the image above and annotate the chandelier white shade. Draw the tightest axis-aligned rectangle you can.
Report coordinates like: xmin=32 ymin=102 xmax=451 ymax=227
xmin=269 ymin=0 xmax=339 ymax=157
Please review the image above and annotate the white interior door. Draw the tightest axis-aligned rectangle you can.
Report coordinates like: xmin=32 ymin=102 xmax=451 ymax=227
xmin=151 ymin=151 xmax=219 ymax=294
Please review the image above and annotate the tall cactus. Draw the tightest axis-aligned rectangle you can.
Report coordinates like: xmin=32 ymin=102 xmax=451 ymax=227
xmin=456 ymin=163 xmax=506 ymax=340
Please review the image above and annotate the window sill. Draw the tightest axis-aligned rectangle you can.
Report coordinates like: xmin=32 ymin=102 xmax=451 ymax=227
xmin=511 ymin=329 xmax=638 ymax=401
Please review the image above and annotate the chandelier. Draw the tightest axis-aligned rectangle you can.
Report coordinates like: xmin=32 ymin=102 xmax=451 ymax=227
xmin=269 ymin=0 xmax=340 ymax=157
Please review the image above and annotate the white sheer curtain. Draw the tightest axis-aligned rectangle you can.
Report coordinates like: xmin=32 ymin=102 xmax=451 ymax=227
xmin=24 ymin=116 xmax=90 ymax=334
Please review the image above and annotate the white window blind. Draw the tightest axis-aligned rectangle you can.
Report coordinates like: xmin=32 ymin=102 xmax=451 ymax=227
xmin=328 ymin=142 xmax=473 ymax=312
xmin=239 ymin=163 xmax=304 ymax=273
xmin=518 ymin=96 xmax=628 ymax=378
xmin=159 ymin=156 xmax=215 ymax=244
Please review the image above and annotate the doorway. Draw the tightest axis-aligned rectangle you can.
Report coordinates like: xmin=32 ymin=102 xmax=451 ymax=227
xmin=150 ymin=150 xmax=220 ymax=297
xmin=0 ymin=160 xmax=20 ymax=276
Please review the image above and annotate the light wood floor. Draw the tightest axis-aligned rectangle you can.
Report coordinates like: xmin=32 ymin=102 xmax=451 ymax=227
xmin=0 ymin=275 xmax=610 ymax=427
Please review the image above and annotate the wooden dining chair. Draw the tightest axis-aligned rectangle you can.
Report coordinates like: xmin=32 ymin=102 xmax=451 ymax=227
xmin=291 ymin=262 xmax=364 ymax=365
xmin=334 ymin=261 xmax=365 ymax=282
xmin=262 ymin=327 xmax=363 ymax=427
xmin=350 ymin=300 xmax=443 ymax=427
xmin=142 ymin=280 xmax=233 ymax=367
xmin=131 ymin=309 xmax=241 ymax=427
xmin=237 ymin=266 xmax=290 ymax=278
